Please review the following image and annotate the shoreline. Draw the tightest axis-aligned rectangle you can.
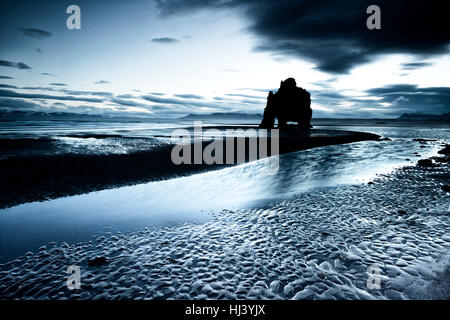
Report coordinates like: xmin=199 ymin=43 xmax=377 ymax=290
xmin=0 ymin=146 xmax=448 ymax=299
xmin=0 ymin=128 xmax=380 ymax=209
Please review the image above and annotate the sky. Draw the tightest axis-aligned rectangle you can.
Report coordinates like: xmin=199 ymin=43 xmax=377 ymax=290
xmin=0 ymin=0 xmax=449 ymax=118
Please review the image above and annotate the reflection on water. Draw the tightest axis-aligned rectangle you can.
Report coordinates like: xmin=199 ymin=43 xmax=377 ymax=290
xmin=0 ymin=124 xmax=448 ymax=262
xmin=0 ymin=119 xmax=259 ymax=139
xmin=0 ymin=120 xmax=183 ymax=138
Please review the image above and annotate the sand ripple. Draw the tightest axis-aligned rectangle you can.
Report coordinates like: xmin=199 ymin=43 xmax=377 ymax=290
xmin=0 ymin=159 xmax=448 ymax=300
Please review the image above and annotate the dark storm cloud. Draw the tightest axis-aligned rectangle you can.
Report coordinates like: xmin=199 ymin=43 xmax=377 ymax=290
xmin=400 ymin=62 xmax=433 ymax=70
xmin=0 ymin=60 xmax=31 ymax=69
xmin=0 ymin=76 xmax=13 ymax=79
xmin=95 ymin=80 xmax=110 ymax=84
xmin=18 ymin=28 xmax=52 ymax=39
xmin=154 ymin=0 xmax=221 ymax=15
xmin=154 ymin=0 xmax=450 ymax=73
xmin=50 ymin=83 xmax=67 ymax=86
xmin=151 ymin=37 xmax=180 ymax=44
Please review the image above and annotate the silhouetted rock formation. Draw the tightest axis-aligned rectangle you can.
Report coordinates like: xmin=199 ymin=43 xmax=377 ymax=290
xmin=260 ymin=78 xmax=312 ymax=129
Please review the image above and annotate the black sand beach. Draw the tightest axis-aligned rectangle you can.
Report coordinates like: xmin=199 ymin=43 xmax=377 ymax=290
xmin=0 ymin=145 xmax=448 ymax=300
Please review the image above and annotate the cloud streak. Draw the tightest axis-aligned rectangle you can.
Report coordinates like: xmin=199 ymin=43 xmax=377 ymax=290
xmin=400 ymin=62 xmax=433 ymax=70
xmin=151 ymin=37 xmax=180 ymax=44
xmin=0 ymin=89 xmax=105 ymax=103
xmin=174 ymin=94 xmax=204 ymax=99
xmin=1 ymin=79 xmax=448 ymax=118
xmin=0 ymin=60 xmax=31 ymax=69
xmin=19 ymin=27 xmax=52 ymax=39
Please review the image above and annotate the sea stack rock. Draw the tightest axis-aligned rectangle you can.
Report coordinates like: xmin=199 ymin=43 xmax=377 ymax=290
xmin=259 ymin=78 xmax=312 ymax=129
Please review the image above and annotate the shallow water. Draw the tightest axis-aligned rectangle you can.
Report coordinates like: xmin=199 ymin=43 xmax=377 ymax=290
xmin=0 ymin=122 xmax=448 ymax=262
xmin=0 ymin=161 xmax=448 ymax=300
xmin=0 ymin=120 xmax=449 ymax=299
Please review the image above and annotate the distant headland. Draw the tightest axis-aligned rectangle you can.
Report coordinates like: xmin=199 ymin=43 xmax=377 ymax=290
xmin=1 ymin=109 xmax=449 ymax=123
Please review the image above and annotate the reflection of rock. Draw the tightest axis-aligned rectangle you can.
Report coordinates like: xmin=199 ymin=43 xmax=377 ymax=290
xmin=260 ymin=78 xmax=312 ymax=129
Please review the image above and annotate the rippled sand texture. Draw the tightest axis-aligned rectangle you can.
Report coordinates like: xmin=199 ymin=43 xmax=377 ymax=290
xmin=0 ymin=160 xmax=448 ymax=300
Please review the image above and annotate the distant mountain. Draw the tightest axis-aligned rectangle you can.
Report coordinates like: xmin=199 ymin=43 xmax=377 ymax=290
xmin=181 ymin=112 xmax=262 ymax=120
xmin=398 ymin=112 xmax=450 ymax=121
xmin=0 ymin=110 xmax=108 ymax=121
xmin=0 ymin=110 xmax=150 ymax=121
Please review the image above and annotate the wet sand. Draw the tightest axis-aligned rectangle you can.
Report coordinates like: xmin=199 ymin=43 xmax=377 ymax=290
xmin=0 ymin=149 xmax=448 ymax=300
xmin=0 ymin=128 xmax=380 ymax=209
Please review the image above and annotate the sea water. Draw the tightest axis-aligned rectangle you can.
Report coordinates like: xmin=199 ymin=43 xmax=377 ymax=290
xmin=0 ymin=120 xmax=448 ymax=263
